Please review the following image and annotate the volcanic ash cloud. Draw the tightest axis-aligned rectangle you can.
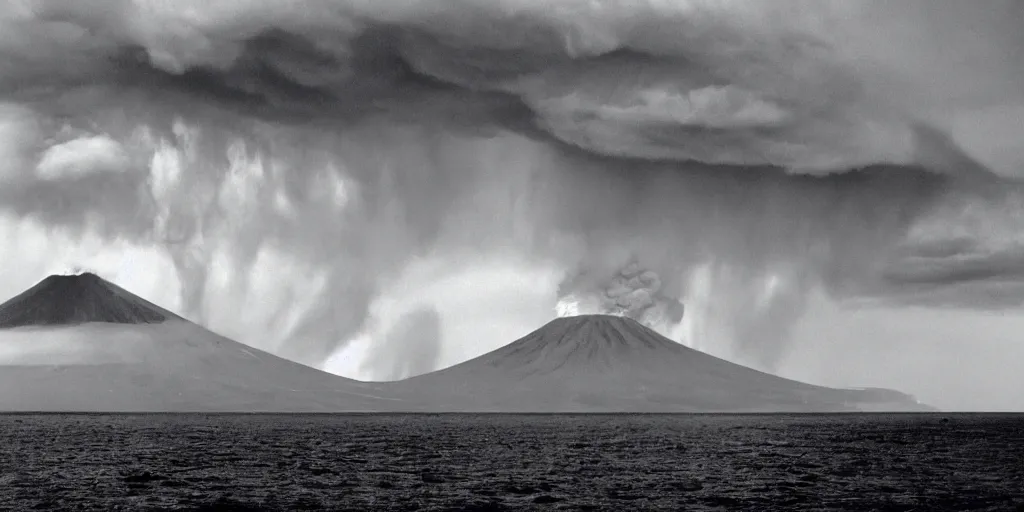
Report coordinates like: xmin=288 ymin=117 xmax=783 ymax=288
xmin=557 ymin=262 xmax=684 ymax=334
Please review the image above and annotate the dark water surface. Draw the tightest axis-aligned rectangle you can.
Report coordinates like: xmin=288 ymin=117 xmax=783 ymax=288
xmin=1 ymin=414 xmax=1022 ymax=511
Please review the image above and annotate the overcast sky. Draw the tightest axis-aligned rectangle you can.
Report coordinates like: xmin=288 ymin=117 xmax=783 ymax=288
xmin=1 ymin=1 xmax=1024 ymax=410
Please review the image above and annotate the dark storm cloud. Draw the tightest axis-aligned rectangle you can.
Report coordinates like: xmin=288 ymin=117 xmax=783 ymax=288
xmin=867 ymin=247 xmax=1024 ymax=309
xmin=887 ymin=251 xmax=1024 ymax=287
xmin=855 ymin=177 xmax=1024 ymax=308
xmin=8 ymin=0 xmax=997 ymax=173
xmin=100 ymin=28 xmax=535 ymax=133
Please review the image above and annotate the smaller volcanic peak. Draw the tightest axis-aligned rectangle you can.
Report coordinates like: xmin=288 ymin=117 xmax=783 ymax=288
xmin=0 ymin=273 xmax=178 ymax=328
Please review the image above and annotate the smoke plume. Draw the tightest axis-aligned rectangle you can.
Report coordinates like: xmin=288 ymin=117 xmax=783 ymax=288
xmin=557 ymin=261 xmax=684 ymax=332
xmin=0 ymin=1 xmax=1022 ymax=372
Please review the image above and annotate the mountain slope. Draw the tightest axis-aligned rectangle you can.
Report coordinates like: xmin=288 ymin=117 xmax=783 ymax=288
xmin=0 ymin=274 xmax=401 ymax=412
xmin=390 ymin=315 xmax=932 ymax=412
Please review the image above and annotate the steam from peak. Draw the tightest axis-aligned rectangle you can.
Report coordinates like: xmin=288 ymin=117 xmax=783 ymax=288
xmin=54 ymin=265 xmax=97 ymax=277
xmin=557 ymin=261 xmax=684 ymax=333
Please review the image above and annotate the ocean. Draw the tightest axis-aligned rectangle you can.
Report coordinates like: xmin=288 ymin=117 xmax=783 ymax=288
xmin=1 ymin=413 xmax=1022 ymax=511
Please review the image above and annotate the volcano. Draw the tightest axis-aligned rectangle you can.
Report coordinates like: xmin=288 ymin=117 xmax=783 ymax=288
xmin=390 ymin=315 xmax=933 ymax=412
xmin=0 ymin=273 xmax=400 ymax=412
xmin=0 ymin=273 xmax=180 ymax=328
